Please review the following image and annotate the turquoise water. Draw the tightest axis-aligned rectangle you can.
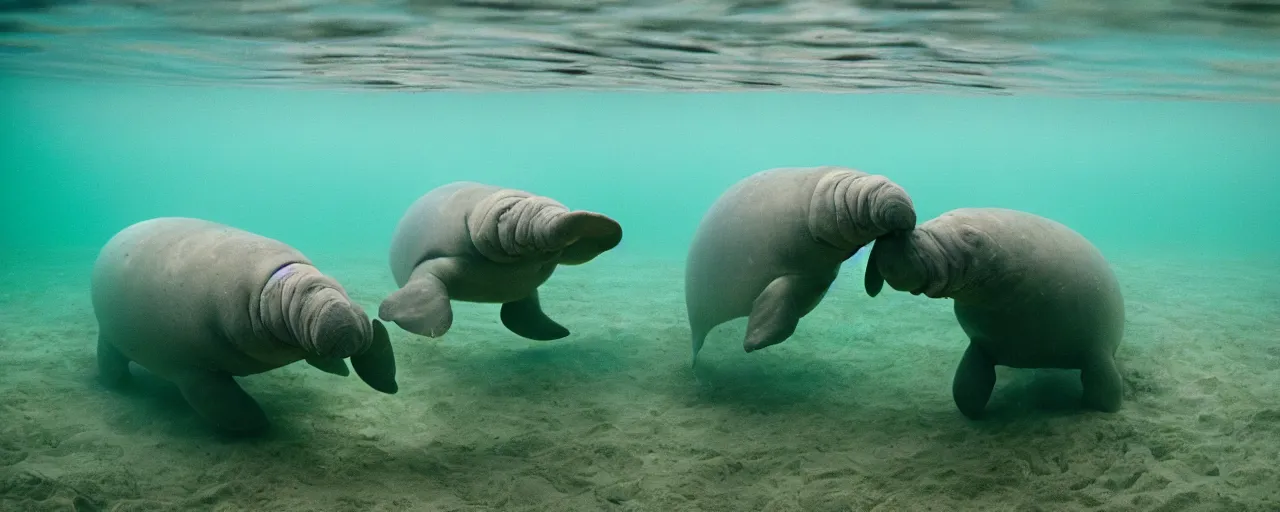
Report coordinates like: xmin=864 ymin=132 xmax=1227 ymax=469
xmin=3 ymin=8 xmax=1280 ymax=508
xmin=4 ymin=76 xmax=1278 ymax=260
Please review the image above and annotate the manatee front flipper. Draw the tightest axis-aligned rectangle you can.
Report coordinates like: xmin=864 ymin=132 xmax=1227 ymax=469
xmin=500 ymin=290 xmax=570 ymax=341
xmin=690 ymin=326 xmax=712 ymax=368
xmin=743 ymin=274 xmax=833 ymax=353
xmin=1080 ymin=352 xmax=1123 ymax=413
xmin=952 ymin=342 xmax=997 ymax=419
xmin=351 ymin=319 xmax=398 ymax=394
xmin=379 ymin=270 xmax=453 ymax=338
xmin=306 ymin=357 xmax=350 ymax=376
xmin=864 ymin=240 xmax=885 ymax=297
xmin=175 ymin=370 xmax=268 ymax=435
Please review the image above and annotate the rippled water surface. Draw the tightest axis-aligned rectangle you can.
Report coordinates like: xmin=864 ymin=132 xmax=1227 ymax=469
xmin=2 ymin=0 xmax=1279 ymax=99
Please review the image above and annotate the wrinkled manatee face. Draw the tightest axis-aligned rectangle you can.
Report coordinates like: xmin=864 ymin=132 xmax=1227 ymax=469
xmin=872 ymin=185 xmax=917 ymax=234
xmin=874 ymin=232 xmax=929 ymax=295
xmin=305 ymin=288 xmax=372 ymax=359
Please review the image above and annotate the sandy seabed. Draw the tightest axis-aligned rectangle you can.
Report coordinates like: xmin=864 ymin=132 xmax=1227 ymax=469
xmin=1 ymin=248 xmax=1278 ymax=511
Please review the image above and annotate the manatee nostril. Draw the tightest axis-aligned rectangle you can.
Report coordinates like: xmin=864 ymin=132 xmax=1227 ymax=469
xmin=312 ymin=304 xmax=366 ymax=358
xmin=338 ymin=326 xmax=364 ymax=357
xmin=881 ymin=200 xmax=917 ymax=231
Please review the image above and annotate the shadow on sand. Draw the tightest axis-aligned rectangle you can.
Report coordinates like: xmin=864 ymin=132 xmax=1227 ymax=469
xmin=93 ymin=363 xmax=347 ymax=442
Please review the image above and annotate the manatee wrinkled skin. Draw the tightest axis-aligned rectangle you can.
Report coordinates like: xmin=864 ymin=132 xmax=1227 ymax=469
xmin=684 ymin=166 xmax=917 ymax=363
xmin=380 ymin=182 xmax=623 ymax=341
xmin=865 ymin=207 xmax=1125 ymax=418
xmin=91 ymin=217 xmax=397 ymax=434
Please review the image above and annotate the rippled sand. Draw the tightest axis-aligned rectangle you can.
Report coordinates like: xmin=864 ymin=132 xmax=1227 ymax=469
xmin=1 ymin=0 xmax=1279 ymax=100
xmin=1 ymin=248 xmax=1277 ymax=511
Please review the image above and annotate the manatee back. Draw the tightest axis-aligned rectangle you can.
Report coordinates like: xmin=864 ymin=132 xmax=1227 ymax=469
xmin=948 ymin=208 xmax=1125 ymax=361
xmin=684 ymin=168 xmax=843 ymax=332
xmin=949 ymin=208 xmax=1116 ymax=295
xmin=387 ymin=182 xmax=499 ymax=286
xmin=687 ymin=167 xmax=832 ymax=271
xmin=91 ymin=217 xmax=309 ymax=374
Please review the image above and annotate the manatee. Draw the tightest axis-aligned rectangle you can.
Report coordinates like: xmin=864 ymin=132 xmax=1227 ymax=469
xmin=864 ymin=207 xmax=1125 ymax=418
xmin=91 ymin=217 xmax=397 ymax=434
xmin=379 ymin=182 xmax=622 ymax=340
xmin=684 ymin=166 xmax=917 ymax=363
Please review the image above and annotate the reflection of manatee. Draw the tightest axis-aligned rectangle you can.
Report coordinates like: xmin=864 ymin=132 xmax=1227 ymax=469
xmin=684 ymin=166 xmax=916 ymax=363
xmin=380 ymin=182 xmax=623 ymax=341
xmin=92 ymin=217 xmax=397 ymax=434
xmin=865 ymin=207 xmax=1125 ymax=418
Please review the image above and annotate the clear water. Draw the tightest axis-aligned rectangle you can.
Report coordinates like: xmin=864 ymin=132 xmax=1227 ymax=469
xmin=2 ymin=1 xmax=1280 ymax=511
xmin=5 ymin=77 xmax=1278 ymax=257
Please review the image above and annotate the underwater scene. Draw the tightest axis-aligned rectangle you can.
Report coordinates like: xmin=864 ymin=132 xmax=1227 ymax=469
xmin=2 ymin=1 xmax=1280 ymax=511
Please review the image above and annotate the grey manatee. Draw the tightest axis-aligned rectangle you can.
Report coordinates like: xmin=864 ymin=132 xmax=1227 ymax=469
xmin=864 ymin=207 xmax=1125 ymax=418
xmin=684 ymin=166 xmax=917 ymax=363
xmin=91 ymin=217 xmax=397 ymax=434
xmin=379 ymin=181 xmax=623 ymax=340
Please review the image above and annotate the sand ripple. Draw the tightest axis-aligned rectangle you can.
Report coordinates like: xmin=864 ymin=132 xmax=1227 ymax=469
xmin=1 ymin=251 xmax=1278 ymax=510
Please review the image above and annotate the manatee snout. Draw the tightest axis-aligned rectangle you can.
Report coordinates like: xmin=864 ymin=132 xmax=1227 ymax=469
xmin=869 ymin=180 xmax=917 ymax=233
xmin=308 ymin=291 xmax=371 ymax=358
xmin=865 ymin=230 xmax=930 ymax=298
xmin=549 ymin=211 xmax=624 ymax=265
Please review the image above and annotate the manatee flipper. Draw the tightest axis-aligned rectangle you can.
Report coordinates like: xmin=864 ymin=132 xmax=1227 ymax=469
xmin=953 ymin=342 xmax=997 ymax=419
xmin=97 ymin=334 xmax=131 ymax=388
xmin=351 ymin=319 xmax=398 ymax=394
xmin=500 ymin=291 xmax=570 ymax=341
xmin=1080 ymin=352 xmax=1123 ymax=413
xmin=175 ymin=370 xmax=268 ymax=434
xmin=690 ymin=326 xmax=711 ymax=367
xmin=306 ymin=357 xmax=350 ymax=376
xmin=864 ymin=240 xmax=885 ymax=298
xmin=742 ymin=274 xmax=832 ymax=353
xmin=379 ymin=268 xmax=453 ymax=338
